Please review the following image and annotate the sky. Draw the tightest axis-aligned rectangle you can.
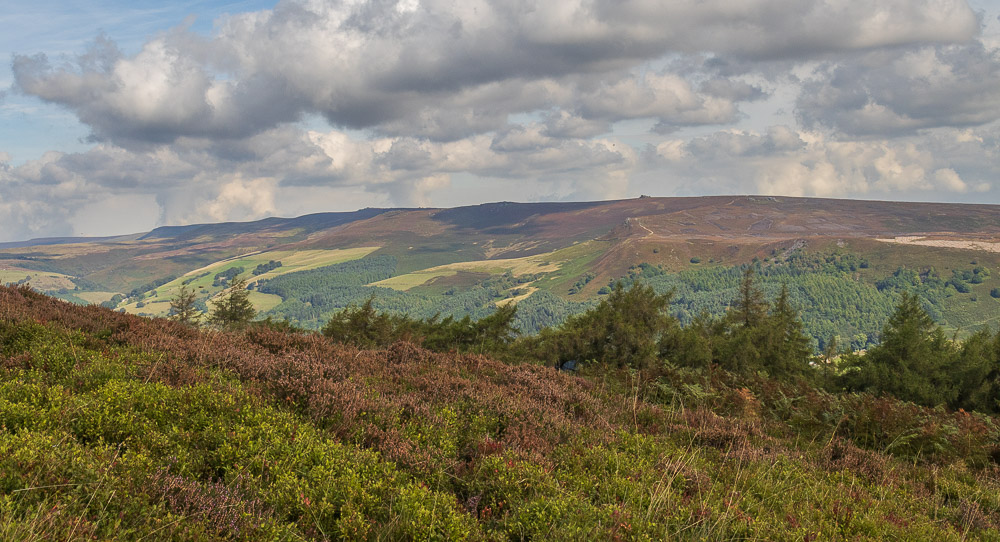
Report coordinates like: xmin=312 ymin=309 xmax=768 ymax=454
xmin=3 ymin=0 xmax=1000 ymax=242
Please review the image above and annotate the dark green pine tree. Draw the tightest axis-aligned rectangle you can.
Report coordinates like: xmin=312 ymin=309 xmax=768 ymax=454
xmin=208 ymin=277 xmax=257 ymax=330
xmin=733 ymin=266 xmax=768 ymax=328
xmin=168 ymin=283 xmax=201 ymax=326
xmin=322 ymin=295 xmax=403 ymax=348
xmin=764 ymin=284 xmax=813 ymax=378
xmin=466 ymin=302 xmax=519 ymax=353
xmin=717 ymin=267 xmax=770 ymax=375
xmin=953 ymin=328 xmax=1000 ymax=413
xmin=840 ymin=292 xmax=958 ymax=407
xmin=551 ymin=281 xmax=675 ymax=370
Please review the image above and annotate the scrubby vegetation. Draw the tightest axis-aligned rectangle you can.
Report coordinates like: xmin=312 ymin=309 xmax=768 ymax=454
xmin=258 ymin=257 xmax=589 ymax=334
xmin=2 ymin=274 xmax=1000 ymax=539
xmin=251 ymin=260 xmax=282 ymax=276
xmin=321 ymin=296 xmax=518 ymax=354
xmin=612 ymin=252 xmax=1000 ymax=351
xmin=216 ymin=246 xmax=1000 ymax=354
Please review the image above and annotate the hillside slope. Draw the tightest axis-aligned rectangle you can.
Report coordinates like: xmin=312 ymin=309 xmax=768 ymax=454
xmin=4 ymin=196 xmax=1000 ymax=345
xmin=0 ymin=285 xmax=998 ymax=539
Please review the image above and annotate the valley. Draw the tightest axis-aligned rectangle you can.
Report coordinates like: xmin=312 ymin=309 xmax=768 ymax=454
xmin=4 ymin=195 xmax=1000 ymax=349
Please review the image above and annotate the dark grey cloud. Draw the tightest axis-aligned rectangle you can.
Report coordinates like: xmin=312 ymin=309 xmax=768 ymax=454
xmin=797 ymin=42 xmax=1000 ymax=135
xmin=683 ymin=125 xmax=806 ymax=159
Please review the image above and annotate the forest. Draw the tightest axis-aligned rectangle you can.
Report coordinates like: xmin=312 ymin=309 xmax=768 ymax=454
xmin=256 ymin=256 xmax=591 ymax=335
xmin=247 ymin=248 xmax=995 ymax=353
xmin=308 ymin=268 xmax=1000 ymax=415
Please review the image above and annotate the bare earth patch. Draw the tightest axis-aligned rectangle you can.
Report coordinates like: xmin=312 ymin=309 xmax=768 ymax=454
xmin=875 ymin=236 xmax=1000 ymax=253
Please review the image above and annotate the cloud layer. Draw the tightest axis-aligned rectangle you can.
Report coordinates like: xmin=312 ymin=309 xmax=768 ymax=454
xmin=4 ymin=0 xmax=1000 ymax=240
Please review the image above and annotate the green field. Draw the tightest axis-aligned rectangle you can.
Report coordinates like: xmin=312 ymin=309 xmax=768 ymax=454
xmin=246 ymin=291 xmax=284 ymax=312
xmin=0 ymin=269 xmax=77 ymax=291
xmin=372 ymin=269 xmax=458 ymax=290
xmin=72 ymin=291 xmax=119 ymax=304
xmin=118 ymin=247 xmax=379 ymax=316
xmin=372 ymin=249 xmax=568 ymax=292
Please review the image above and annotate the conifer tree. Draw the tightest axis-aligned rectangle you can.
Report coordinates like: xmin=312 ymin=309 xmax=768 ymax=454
xmin=208 ymin=277 xmax=256 ymax=330
xmin=733 ymin=266 xmax=767 ymax=328
xmin=322 ymin=295 xmax=395 ymax=347
xmin=168 ymin=283 xmax=201 ymax=326
xmin=840 ymin=292 xmax=957 ymax=406
xmin=954 ymin=328 xmax=1000 ymax=413
xmin=553 ymin=282 xmax=674 ymax=370
xmin=322 ymin=294 xmax=519 ymax=354
xmin=715 ymin=273 xmax=813 ymax=378
xmin=717 ymin=267 xmax=769 ymax=374
xmin=765 ymin=283 xmax=813 ymax=376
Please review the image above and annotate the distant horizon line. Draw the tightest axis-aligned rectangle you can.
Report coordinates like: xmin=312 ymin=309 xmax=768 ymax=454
xmin=6 ymin=193 xmax=1000 ymax=246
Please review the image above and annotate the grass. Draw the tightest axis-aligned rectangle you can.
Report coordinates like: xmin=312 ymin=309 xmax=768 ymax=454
xmin=71 ymin=291 xmax=119 ymax=304
xmin=524 ymin=240 xmax=611 ymax=296
xmin=371 ymin=249 xmax=565 ymax=292
xmin=374 ymin=240 xmax=487 ymax=275
xmin=246 ymin=291 xmax=283 ymax=312
xmin=175 ymin=247 xmax=381 ymax=288
xmin=1 ymin=285 xmax=999 ymax=540
xmin=409 ymin=271 xmax=492 ymax=295
xmin=118 ymin=247 xmax=379 ymax=316
xmin=0 ymin=270 xmax=76 ymax=291
xmin=495 ymin=287 xmax=538 ymax=307
xmin=372 ymin=269 xmax=459 ymax=291
xmin=122 ymin=292 xmax=282 ymax=317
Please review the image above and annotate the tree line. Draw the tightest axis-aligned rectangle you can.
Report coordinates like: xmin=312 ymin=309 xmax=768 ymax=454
xmin=172 ymin=266 xmax=1000 ymax=415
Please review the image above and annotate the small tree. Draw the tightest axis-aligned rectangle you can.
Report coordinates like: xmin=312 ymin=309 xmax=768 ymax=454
xmin=715 ymin=267 xmax=769 ymax=374
xmin=953 ymin=328 xmax=1000 ymax=413
xmin=840 ymin=292 xmax=957 ymax=406
xmin=208 ymin=277 xmax=256 ymax=330
xmin=715 ymin=273 xmax=814 ymax=378
xmin=422 ymin=303 xmax=519 ymax=354
xmin=322 ymin=295 xmax=407 ymax=348
xmin=169 ymin=283 xmax=201 ymax=326
xmin=764 ymin=284 xmax=813 ymax=377
xmin=551 ymin=282 xmax=675 ymax=370
xmin=732 ymin=266 xmax=767 ymax=328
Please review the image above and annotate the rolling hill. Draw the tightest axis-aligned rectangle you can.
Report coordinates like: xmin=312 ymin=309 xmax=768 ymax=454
xmin=4 ymin=195 xmax=1000 ymax=348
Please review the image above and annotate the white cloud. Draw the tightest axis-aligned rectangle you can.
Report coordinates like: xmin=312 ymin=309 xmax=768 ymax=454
xmin=3 ymin=0 xmax=1000 ymax=241
xmin=933 ymin=168 xmax=968 ymax=192
xmin=578 ymin=71 xmax=750 ymax=131
xmin=645 ymin=126 xmax=999 ymax=201
xmin=12 ymin=0 xmax=981 ymax=145
xmin=197 ymin=176 xmax=278 ymax=223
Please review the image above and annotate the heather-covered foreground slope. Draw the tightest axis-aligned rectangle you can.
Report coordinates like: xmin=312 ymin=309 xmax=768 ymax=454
xmin=1 ymin=285 xmax=1000 ymax=540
